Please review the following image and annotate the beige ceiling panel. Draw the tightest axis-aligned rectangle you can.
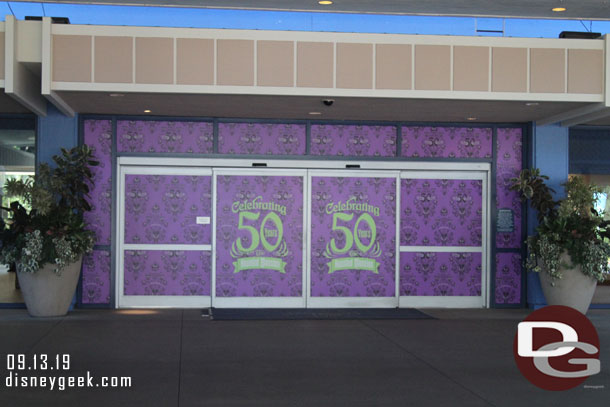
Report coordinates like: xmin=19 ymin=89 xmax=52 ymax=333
xmin=297 ymin=42 xmax=333 ymax=88
xmin=94 ymin=36 xmax=133 ymax=83
xmin=176 ymin=38 xmax=214 ymax=85
xmin=530 ymin=48 xmax=565 ymax=93
xmin=568 ymin=49 xmax=603 ymax=94
xmin=491 ymin=47 xmax=527 ymax=92
xmin=375 ymin=44 xmax=411 ymax=90
xmin=135 ymin=37 xmax=174 ymax=84
xmin=414 ymin=45 xmax=450 ymax=90
xmin=217 ymin=39 xmax=254 ymax=86
xmin=257 ymin=40 xmax=294 ymax=87
xmin=453 ymin=46 xmax=489 ymax=92
xmin=336 ymin=43 xmax=373 ymax=89
xmin=52 ymin=35 xmax=92 ymax=83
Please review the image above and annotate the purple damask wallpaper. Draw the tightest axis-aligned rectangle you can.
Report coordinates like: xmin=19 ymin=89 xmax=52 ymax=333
xmin=310 ymin=176 xmax=396 ymax=297
xmin=218 ymin=123 xmax=306 ymax=155
xmin=495 ymin=252 xmax=522 ymax=304
xmin=124 ymin=250 xmax=211 ymax=295
xmin=215 ymin=175 xmax=304 ymax=297
xmin=400 ymin=252 xmax=482 ymax=296
xmin=401 ymin=127 xmax=492 ymax=158
xmin=400 ymin=179 xmax=482 ymax=247
xmin=117 ymin=120 xmax=213 ymax=153
xmin=310 ymin=125 xmax=397 ymax=157
xmin=83 ymin=120 xmax=112 ymax=246
xmin=496 ymin=128 xmax=523 ymax=249
xmin=124 ymin=175 xmax=212 ymax=245
xmin=81 ymin=250 xmax=111 ymax=304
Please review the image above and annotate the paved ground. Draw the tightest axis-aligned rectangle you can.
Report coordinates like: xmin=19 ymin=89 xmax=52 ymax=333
xmin=0 ymin=308 xmax=608 ymax=406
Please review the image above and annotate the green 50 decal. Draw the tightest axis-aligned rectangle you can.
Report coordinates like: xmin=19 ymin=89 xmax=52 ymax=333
xmin=231 ymin=211 xmax=288 ymax=273
xmin=324 ymin=212 xmax=381 ymax=274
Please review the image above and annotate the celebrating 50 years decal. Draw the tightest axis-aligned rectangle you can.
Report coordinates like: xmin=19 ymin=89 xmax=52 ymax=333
xmin=311 ymin=176 xmax=396 ymax=298
xmin=324 ymin=197 xmax=382 ymax=274
xmin=230 ymin=196 xmax=288 ymax=274
xmin=216 ymin=175 xmax=304 ymax=297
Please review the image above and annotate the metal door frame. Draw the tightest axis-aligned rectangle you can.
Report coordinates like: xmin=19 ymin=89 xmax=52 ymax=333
xmin=398 ymin=170 xmax=490 ymax=308
xmin=212 ymin=168 xmax=308 ymax=308
xmin=116 ymin=165 xmax=213 ymax=308
xmin=307 ymin=169 xmax=401 ymax=308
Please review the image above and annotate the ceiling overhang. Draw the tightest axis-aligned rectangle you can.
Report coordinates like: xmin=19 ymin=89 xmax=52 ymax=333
xmin=25 ymin=0 xmax=610 ymax=20
xmin=56 ymin=91 xmax=594 ymax=125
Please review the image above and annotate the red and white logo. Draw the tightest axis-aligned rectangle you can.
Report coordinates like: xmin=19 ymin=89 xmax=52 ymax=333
xmin=513 ymin=305 xmax=601 ymax=391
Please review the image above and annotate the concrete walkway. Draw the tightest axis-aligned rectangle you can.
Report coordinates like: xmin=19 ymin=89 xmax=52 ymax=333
xmin=0 ymin=308 xmax=608 ymax=406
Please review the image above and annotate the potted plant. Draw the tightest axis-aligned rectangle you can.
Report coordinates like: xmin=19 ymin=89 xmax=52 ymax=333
xmin=0 ymin=145 xmax=98 ymax=317
xmin=511 ymin=168 xmax=610 ymax=313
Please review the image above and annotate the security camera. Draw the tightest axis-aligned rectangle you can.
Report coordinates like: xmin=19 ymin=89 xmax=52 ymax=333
xmin=322 ymin=99 xmax=334 ymax=106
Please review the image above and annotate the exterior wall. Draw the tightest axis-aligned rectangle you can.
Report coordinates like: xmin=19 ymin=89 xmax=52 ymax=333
xmin=37 ymin=103 xmax=78 ymax=167
xmin=47 ymin=24 xmax=604 ymax=104
xmin=35 ymin=103 xmax=79 ymax=308
xmin=527 ymin=124 xmax=569 ymax=308
xmin=80 ymin=116 xmax=526 ymax=308
xmin=82 ymin=119 xmax=112 ymax=305
xmin=0 ymin=29 xmax=5 ymax=82
xmin=495 ymin=128 xmax=524 ymax=305
xmin=570 ymin=127 xmax=610 ymax=174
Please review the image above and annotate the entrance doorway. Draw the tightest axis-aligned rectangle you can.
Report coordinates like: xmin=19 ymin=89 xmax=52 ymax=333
xmin=116 ymin=158 xmax=490 ymax=309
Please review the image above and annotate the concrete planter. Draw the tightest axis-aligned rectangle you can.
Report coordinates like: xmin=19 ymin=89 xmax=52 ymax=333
xmin=539 ymin=252 xmax=597 ymax=314
xmin=17 ymin=257 xmax=82 ymax=317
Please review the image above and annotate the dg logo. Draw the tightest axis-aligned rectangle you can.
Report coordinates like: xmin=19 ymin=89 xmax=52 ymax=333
xmin=513 ymin=305 xmax=601 ymax=391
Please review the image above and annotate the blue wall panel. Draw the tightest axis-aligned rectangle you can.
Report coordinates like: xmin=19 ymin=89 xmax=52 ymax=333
xmin=36 ymin=104 xmax=78 ymax=167
xmin=527 ymin=123 xmax=569 ymax=308
xmin=36 ymin=103 xmax=79 ymax=309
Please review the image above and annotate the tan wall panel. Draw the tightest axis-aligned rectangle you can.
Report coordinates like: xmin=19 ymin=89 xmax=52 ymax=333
xmin=297 ymin=42 xmax=333 ymax=88
xmin=217 ymin=39 xmax=254 ymax=86
xmin=414 ymin=45 xmax=450 ymax=90
xmin=453 ymin=46 xmax=489 ymax=92
xmin=336 ymin=43 xmax=373 ymax=89
xmin=94 ymin=36 xmax=133 ymax=83
xmin=0 ymin=33 xmax=5 ymax=80
xmin=136 ymin=37 xmax=173 ymax=84
xmin=176 ymin=38 xmax=214 ymax=85
xmin=52 ymin=35 xmax=92 ymax=83
xmin=568 ymin=49 xmax=603 ymax=94
xmin=375 ymin=44 xmax=411 ymax=90
xmin=257 ymin=41 xmax=294 ymax=87
xmin=530 ymin=48 xmax=565 ymax=93
xmin=492 ymin=47 xmax=527 ymax=92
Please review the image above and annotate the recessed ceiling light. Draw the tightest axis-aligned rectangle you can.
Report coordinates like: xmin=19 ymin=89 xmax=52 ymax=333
xmin=109 ymin=93 xmax=124 ymax=97
xmin=466 ymin=117 xmax=477 ymax=121
xmin=318 ymin=1 xmax=333 ymax=5
xmin=309 ymin=112 xmax=322 ymax=115
xmin=525 ymin=102 xmax=539 ymax=106
xmin=552 ymin=7 xmax=566 ymax=12
xmin=144 ymin=109 xmax=152 ymax=113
